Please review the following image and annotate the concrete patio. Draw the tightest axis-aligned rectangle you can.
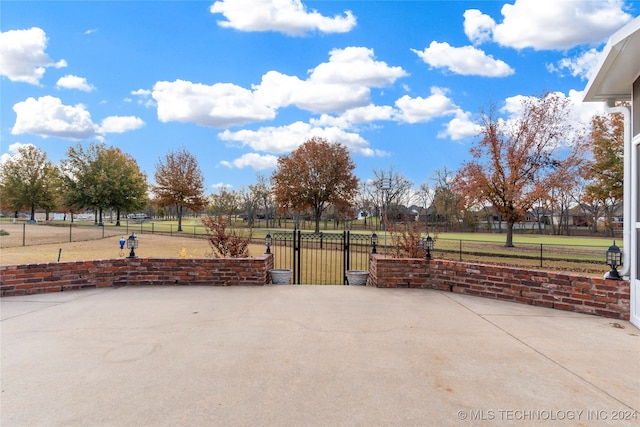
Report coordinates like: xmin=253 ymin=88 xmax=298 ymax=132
xmin=1 ymin=285 xmax=638 ymax=426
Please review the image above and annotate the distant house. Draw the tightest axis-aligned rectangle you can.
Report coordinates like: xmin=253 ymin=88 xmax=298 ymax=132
xmin=583 ymin=16 xmax=640 ymax=328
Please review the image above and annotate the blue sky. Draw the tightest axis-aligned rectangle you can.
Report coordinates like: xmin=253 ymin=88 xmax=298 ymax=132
xmin=1 ymin=0 xmax=638 ymax=194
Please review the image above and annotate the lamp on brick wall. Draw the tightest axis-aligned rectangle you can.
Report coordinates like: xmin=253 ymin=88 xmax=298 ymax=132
xmin=424 ymin=234 xmax=434 ymax=261
xmin=265 ymin=233 xmax=272 ymax=254
xmin=371 ymin=232 xmax=378 ymax=254
xmin=605 ymin=241 xmax=622 ymax=280
xmin=127 ymin=233 xmax=138 ymax=258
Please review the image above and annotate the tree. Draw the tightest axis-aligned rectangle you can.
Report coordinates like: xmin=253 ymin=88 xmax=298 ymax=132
xmin=62 ymin=143 xmax=148 ymax=225
xmin=454 ymin=93 xmax=574 ymax=247
xmin=370 ymin=167 xmax=413 ymax=227
xmin=209 ymin=187 xmax=239 ymax=223
xmin=429 ymin=167 xmax=460 ymax=230
xmin=271 ymin=137 xmax=359 ymax=233
xmin=582 ymin=112 xmax=624 ymax=237
xmin=151 ymin=148 xmax=206 ymax=232
xmin=0 ymin=145 xmax=61 ymax=221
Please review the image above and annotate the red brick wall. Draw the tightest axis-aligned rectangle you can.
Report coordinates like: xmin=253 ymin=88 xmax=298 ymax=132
xmin=1 ymin=254 xmax=275 ymax=297
xmin=370 ymin=254 xmax=630 ymax=320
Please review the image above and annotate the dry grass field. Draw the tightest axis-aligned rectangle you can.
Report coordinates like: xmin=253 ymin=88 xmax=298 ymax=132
xmin=0 ymin=223 xmax=265 ymax=265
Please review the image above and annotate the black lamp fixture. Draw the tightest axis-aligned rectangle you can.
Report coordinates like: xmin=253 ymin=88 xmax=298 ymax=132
xmin=371 ymin=232 xmax=378 ymax=254
xmin=265 ymin=233 xmax=272 ymax=254
xmin=424 ymin=234 xmax=434 ymax=261
xmin=605 ymin=241 xmax=622 ymax=280
xmin=127 ymin=233 xmax=139 ymax=258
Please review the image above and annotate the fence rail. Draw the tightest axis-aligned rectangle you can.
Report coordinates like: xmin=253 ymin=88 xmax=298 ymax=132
xmin=0 ymin=221 xmax=612 ymax=274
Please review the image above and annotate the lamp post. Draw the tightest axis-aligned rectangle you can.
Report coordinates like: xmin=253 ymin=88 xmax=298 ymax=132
xmin=424 ymin=234 xmax=434 ymax=261
xmin=605 ymin=241 xmax=622 ymax=280
xmin=380 ymin=177 xmax=391 ymax=255
xmin=127 ymin=233 xmax=138 ymax=258
xmin=265 ymin=233 xmax=272 ymax=254
xmin=371 ymin=232 xmax=378 ymax=254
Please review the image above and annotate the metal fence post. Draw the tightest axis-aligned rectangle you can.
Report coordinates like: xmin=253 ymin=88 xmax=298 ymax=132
xmin=23 ymin=223 xmax=26 ymax=246
xmin=540 ymin=243 xmax=543 ymax=267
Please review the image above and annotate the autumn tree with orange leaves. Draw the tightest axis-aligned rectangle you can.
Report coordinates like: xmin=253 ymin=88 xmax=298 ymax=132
xmin=454 ymin=93 xmax=578 ymax=247
xmin=152 ymin=148 xmax=207 ymax=232
xmin=582 ymin=112 xmax=624 ymax=237
xmin=271 ymin=137 xmax=359 ymax=233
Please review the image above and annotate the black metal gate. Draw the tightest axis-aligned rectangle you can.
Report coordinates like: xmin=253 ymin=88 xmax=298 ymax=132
xmin=269 ymin=229 xmax=372 ymax=285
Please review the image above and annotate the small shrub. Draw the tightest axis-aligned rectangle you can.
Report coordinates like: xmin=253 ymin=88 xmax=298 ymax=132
xmin=387 ymin=221 xmax=437 ymax=258
xmin=201 ymin=215 xmax=253 ymax=258
xmin=0 ymin=229 xmax=9 ymax=236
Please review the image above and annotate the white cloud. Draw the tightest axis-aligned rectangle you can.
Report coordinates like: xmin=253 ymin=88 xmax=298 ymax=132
xmin=12 ymin=96 xmax=97 ymax=139
xmin=0 ymin=27 xmax=67 ymax=85
xmin=210 ymin=0 xmax=356 ymax=36
xmin=0 ymin=142 xmax=35 ymax=164
xmin=254 ymin=70 xmax=370 ymax=114
xmin=56 ymin=75 xmax=95 ymax=92
xmin=211 ymin=182 xmax=233 ymax=190
xmin=99 ymin=116 xmax=145 ymax=134
xmin=311 ymin=104 xmax=395 ymax=129
xmin=411 ymin=42 xmax=514 ymax=77
xmin=464 ymin=0 xmax=633 ymax=50
xmin=394 ymin=87 xmax=459 ymax=124
xmin=152 ymin=79 xmax=276 ymax=128
xmin=547 ymin=48 xmax=602 ymax=81
xmin=463 ymin=9 xmax=495 ymax=45
xmin=220 ymin=152 xmax=279 ymax=170
xmin=438 ymin=110 xmax=482 ymax=140
xmin=310 ymin=47 xmax=407 ymax=87
xmin=218 ymin=121 xmax=381 ymax=156
xmin=153 ymin=47 xmax=407 ymax=127
xmin=11 ymin=96 xmax=143 ymax=139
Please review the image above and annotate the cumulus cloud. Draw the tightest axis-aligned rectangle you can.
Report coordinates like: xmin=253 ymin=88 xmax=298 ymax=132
xmin=11 ymin=96 xmax=143 ymax=139
xmin=463 ymin=9 xmax=495 ymax=45
xmin=99 ymin=116 xmax=145 ymax=134
xmin=547 ymin=48 xmax=602 ymax=81
xmin=0 ymin=27 xmax=67 ymax=85
xmin=438 ymin=110 xmax=482 ymax=140
xmin=220 ymin=152 xmax=279 ymax=170
xmin=56 ymin=75 xmax=95 ymax=92
xmin=210 ymin=0 xmax=356 ymax=36
xmin=218 ymin=121 xmax=381 ymax=156
xmin=463 ymin=0 xmax=633 ymax=50
xmin=311 ymin=104 xmax=396 ymax=129
xmin=0 ymin=142 xmax=35 ymax=164
xmin=152 ymin=79 xmax=276 ymax=128
xmin=153 ymin=47 xmax=407 ymax=127
xmin=411 ymin=42 xmax=514 ymax=77
xmin=394 ymin=87 xmax=460 ymax=124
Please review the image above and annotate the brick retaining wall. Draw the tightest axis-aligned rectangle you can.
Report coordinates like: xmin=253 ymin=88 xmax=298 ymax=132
xmin=0 ymin=254 xmax=274 ymax=296
xmin=370 ymin=254 xmax=630 ymax=320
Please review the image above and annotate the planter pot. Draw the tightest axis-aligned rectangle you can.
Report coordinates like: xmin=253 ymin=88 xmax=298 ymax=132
xmin=346 ymin=270 xmax=369 ymax=286
xmin=270 ymin=269 xmax=292 ymax=285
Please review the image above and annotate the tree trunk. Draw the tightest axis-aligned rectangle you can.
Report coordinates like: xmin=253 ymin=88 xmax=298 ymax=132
xmin=177 ymin=205 xmax=183 ymax=232
xmin=116 ymin=208 xmax=121 ymax=226
xmin=505 ymin=220 xmax=515 ymax=247
xmin=30 ymin=204 xmax=36 ymax=221
xmin=314 ymin=206 xmax=322 ymax=233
